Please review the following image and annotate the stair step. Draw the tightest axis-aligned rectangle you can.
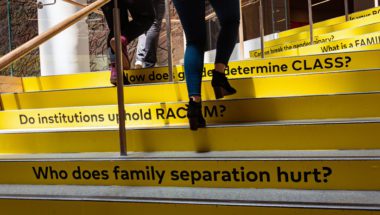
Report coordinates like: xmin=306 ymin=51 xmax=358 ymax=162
xmin=1 ymin=93 xmax=380 ymax=130
xmin=4 ymin=69 xmax=380 ymax=110
xmin=0 ymin=189 xmax=379 ymax=214
xmin=1 ymin=150 xmax=380 ymax=160
xmin=251 ymin=31 xmax=380 ymax=58
xmin=278 ymin=6 xmax=380 ymax=38
xmin=267 ymin=14 xmax=380 ymax=49
xmin=0 ymin=185 xmax=379 ymax=213
xmin=299 ymin=32 xmax=380 ymax=55
xmin=19 ymin=50 xmax=380 ymax=92
xmin=0 ymin=151 xmax=378 ymax=190
xmin=0 ymin=119 xmax=380 ymax=153
xmin=252 ymin=21 xmax=380 ymax=58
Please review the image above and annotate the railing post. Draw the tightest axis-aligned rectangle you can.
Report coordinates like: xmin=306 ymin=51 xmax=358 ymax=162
xmin=271 ymin=0 xmax=275 ymax=33
xmin=6 ymin=0 xmax=14 ymax=76
xmin=284 ymin=0 xmax=289 ymax=30
xmin=113 ymin=0 xmax=127 ymax=156
xmin=344 ymin=0 xmax=349 ymax=21
xmin=375 ymin=0 xmax=379 ymax=7
xmin=308 ymin=0 xmax=314 ymax=45
xmin=164 ymin=0 xmax=173 ymax=82
xmin=238 ymin=0 xmax=244 ymax=60
xmin=259 ymin=0 xmax=265 ymax=58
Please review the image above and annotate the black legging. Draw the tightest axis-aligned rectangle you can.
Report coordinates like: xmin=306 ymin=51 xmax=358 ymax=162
xmin=101 ymin=0 xmax=155 ymax=48
xmin=173 ymin=0 xmax=240 ymax=97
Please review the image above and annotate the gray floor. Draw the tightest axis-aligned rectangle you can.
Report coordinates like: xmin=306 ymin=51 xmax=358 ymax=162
xmin=0 ymin=150 xmax=379 ymax=160
xmin=0 ymin=185 xmax=378 ymax=210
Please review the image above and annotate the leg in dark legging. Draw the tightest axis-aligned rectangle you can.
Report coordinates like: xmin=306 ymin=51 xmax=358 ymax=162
xmin=173 ymin=0 xmax=206 ymax=98
xmin=209 ymin=0 xmax=240 ymax=67
xmin=101 ymin=0 xmax=129 ymax=66
xmin=101 ymin=0 xmax=129 ymax=50
xmin=101 ymin=0 xmax=154 ymax=85
xmin=173 ymin=0 xmax=206 ymax=130
xmin=101 ymin=0 xmax=154 ymax=52
xmin=209 ymin=0 xmax=240 ymax=99
xmin=125 ymin=0 xmax=155 ymax=42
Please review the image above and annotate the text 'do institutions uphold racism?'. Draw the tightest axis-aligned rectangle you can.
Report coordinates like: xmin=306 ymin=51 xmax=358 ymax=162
xmin=2 ymin=92 xmax=380 ymax=130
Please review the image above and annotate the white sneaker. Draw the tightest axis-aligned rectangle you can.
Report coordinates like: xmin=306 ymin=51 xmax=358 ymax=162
xmin=135 ymin=60 xmax=143 ymax=69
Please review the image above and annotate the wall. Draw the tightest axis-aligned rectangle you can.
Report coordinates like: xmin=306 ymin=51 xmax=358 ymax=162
xmin=0 ymin=0 xmax=40 ymax=77
xmin=38 ymin=0 xmax=91 ymax=76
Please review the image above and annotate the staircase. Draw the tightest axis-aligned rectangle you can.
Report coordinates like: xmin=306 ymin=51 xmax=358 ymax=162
xmin=250 ymin=6 xmax=380 ymax=58
xmin=0 ymin=5 xmax=380 ymax=215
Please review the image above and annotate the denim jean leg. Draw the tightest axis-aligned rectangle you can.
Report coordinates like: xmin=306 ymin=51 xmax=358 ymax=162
xmin=136 ymin=34 xmax=147 ymax=64
xmin=143 ymin=0 xmax=166 ymax=67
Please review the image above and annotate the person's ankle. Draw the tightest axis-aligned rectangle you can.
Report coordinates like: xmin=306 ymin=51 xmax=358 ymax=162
xmin=212 ymin=69 xmax=226 ymax=77
xmin=214 ymin=63 xmax=226 ymax=74
xmin=190 ymin=96 xmax=201 ymax=103
xmin=213 ymin=69 xmax=225 ymax=74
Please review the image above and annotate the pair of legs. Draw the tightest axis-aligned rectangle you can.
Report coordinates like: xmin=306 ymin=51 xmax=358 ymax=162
xmin=173 ymin=0 xmax=240 ymax=100
xmin=173 ymin=0 xmax=240 ymax=130
xmin=101 ymin=0 xmax=155 ymax=84
xmin=135 ymin=0 xmax=166 ymax=68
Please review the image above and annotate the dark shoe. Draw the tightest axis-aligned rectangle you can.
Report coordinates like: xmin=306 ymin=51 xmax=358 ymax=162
xmin=187 ymin=99 xmax=206 ymax=131
xmin=110 ymin=63 xmax=131 ymax=86
xmin=211 ymin=70 xmax=237 ymax=99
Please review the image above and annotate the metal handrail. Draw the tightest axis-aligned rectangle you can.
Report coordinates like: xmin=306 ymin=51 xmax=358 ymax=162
xmin=308 ymin=0 xmax=351 ymax=45
xmin=111 ymin=0 xmax=127 ymax=156
xmin=0 ymin=0 xmax=135 ymax=156
xmin=165 ymin=0 xmax=173 ymax=82
xmin=6 ymin=0 xmax=13 ymax=76
xmin=312 ymin=0 xmax=331 ymax=7
xmin=344 ymin=0 xmax=349 ymax=21
xmin=259 ymin=0 xmax=265 ymax=58
xmin=0 ymin=0 xmax=131 ymax=156
xmin=0 ymin=0 xmax=110 ymax=71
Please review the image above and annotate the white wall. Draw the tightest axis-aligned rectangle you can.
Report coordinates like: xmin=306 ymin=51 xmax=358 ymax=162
xmin=38 ymin=0 xmax=90 ymax=76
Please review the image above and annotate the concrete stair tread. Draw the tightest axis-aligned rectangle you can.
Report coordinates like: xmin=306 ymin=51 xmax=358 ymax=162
xmin=0 ymin=185 xmax=379 ymax=209
xmin=0 ymin=150 xmax=380 ymax=161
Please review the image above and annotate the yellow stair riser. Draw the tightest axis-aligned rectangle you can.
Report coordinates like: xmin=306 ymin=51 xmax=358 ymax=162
xmin=251 ymin=32 xmax=380 ymax=58
xmin=260 ymin=44 xmax=380 ymax=59
xmin=21 ymin=50 xmax=380 ymax=92
xmin=267 ymin=15 xmax=380 ymax=49
xmin=0 ymin=199 xmax=378 ymax=215
xmin=251 ymin=22 xmax=380 ymax=58
xmin=278 ymin=6 xmax=380 ymax=38
xmin=3 ymin=70 xmax=380 ymax=110
xmin=298 ymin=32 xmax=380 ymax=55
xmin=1 ymin=122 xmax=380 ymax=153
xmin=1 ymin=93 xmax=380 ymax=130
xmin=0 ymin=159 xmax=379 ymax=190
